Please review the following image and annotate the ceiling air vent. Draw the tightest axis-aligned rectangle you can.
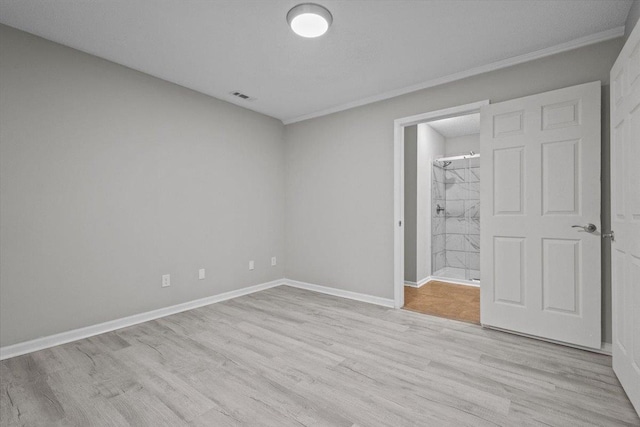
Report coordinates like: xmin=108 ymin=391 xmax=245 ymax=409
xmin=230 ymin=91 xmax=255 ymax=101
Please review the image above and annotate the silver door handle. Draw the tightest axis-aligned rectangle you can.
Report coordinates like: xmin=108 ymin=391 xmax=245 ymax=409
xmin=572 ymin=224 xmax=597 ymax=233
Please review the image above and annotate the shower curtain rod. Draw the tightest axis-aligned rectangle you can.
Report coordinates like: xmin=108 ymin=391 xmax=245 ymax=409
xmin=436 ymin=153 xmax=480 ymax=162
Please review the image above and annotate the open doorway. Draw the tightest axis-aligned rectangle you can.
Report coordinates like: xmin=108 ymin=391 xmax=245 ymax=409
xmin=393 ymin=101 xmax=488 ymax=324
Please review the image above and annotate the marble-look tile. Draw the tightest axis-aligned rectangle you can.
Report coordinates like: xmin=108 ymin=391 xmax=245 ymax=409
xmin=467 ymin=252 xmax=480 ymax=270
xmin=467 ymin=167 xmax=480 ymax=183
xmin=448 ymin=158 xmax=467 ymax=170
xmin=467 ymin=182 xmax=480 ymax=200
xmin=432 ymin=160 xmax=482 ymax=281
xmin=466 ymin=200 xmax=480 ymax=218
xmin=432 ymin=217 xmax=445 ymax=235
xmin=446 ymin=217 xmax=467 ymax=234
xmin=446 ymin=182 xmax=467 ymax=200
xmin=445 ymin=169 xmax=465 ymax=184
xmin=433 ymin=182 xmax=446 ymax=200
xmin=468 ymin=218 xmax=480 ymax=235
xmin=465 ymin=234 xmax=480 ymax=252
xmin=433 ymin=251 xmax=446 ymax=271
xmin=433 ymin=166 xmax=445 ymax=183
xmin=446 ymin=250 xmax=466 ymax=268
xmin=432 ymin=234 xmax=445 ymax=253
xmin=445 ymin=200 xmax=464 ymax=218
xmin=445 ymin=234 xmax=465 ymax=251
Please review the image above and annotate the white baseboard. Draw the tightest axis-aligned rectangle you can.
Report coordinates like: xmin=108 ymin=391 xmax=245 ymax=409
xmin=0 ymin=279 xmax=285 ymax=360
xmin=283 ymin=278 xmax=395 ymax=308
xmin=404 ymin=277 xmax=431 ymax=288
xmin=1 ymin=277 xmax=610 ymax=360
xmin=405 ymin=276 xmax=480 ymax=288
xmin=429 ymin=275 xmax=480 ymax=288
xmin=1 ymin=278 xmax=394 ymax=360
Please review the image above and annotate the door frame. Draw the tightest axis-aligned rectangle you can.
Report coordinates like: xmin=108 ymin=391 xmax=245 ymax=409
xmin=393 ymin=100 xmax=489 ymax=309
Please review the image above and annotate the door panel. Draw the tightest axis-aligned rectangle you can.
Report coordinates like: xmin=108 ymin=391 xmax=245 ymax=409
xmin=542 ymin=100 xmax=580 ymax=130
xmin=493 ymin=147 xmax=525 ymax=215
xmin=542 ymin=238 xmax=580 ymax=315
xmin=611 ymin=20 xmax=640 ymax=416
xmin=493 ymin=236 xmax=525 ymax=305
xmin=480 ymin=81 xmax=601 ymax=349
xmin=541 ymin=139 xmax=579 ymax=215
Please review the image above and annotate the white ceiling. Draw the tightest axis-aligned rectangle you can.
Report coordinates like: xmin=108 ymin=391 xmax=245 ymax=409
xmin=427 ymin=114 xmax=480 ymax=139
xmin=0 ymin=1 xmax=633 ymax=123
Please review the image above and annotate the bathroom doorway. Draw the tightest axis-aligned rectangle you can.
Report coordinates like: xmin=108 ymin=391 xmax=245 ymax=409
xmin=396 ymin=102 xmax=486 ymax=324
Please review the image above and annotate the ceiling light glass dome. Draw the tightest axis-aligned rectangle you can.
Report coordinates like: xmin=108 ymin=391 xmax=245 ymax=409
xmin=287 ymin=3 xmax=333 ymax=38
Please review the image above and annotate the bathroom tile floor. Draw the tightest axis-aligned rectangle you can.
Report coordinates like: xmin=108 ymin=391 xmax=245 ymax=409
xmin=404 ymin=280 xmax=480 ymax=324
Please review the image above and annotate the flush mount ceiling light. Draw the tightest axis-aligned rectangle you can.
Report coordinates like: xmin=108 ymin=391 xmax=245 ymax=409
xmin=287 ymin=3 xmax=333 ymax=38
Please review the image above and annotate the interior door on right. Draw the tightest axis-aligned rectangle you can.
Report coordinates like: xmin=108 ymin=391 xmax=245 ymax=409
xmin=610 ymin=20 xmax=640 ymax=416
xmin=480 ymin=81 xmax=602 ymax=349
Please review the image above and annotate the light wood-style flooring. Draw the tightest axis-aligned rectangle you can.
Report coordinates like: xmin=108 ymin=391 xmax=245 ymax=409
xmin=404 ymin=280 xmax=480 ymax=324
xmin=1 ymin=286 xmax=638 ymax=426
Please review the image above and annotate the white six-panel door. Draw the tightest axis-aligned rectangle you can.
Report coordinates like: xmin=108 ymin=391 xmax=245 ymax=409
xmin=480 ymin=82 xmax=602 ymax=349
xmin=610 ymin=20 xmax=640 ymax=415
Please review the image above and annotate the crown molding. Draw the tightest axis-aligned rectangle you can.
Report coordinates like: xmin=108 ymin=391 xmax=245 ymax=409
xmin=282 ymin=26 xmax=624 ymax=125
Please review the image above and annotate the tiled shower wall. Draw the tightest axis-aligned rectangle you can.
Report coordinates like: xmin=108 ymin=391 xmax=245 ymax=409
xmin=431 ymin=164 xmax=446 ymax=272
xmin=432 ymin=157 xmax=480 ymax=280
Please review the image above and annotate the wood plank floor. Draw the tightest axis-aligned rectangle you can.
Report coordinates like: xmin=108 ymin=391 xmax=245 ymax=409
xmin=1 ymin=286 xmax=638 ymax=426
xmin=404 ymin=280 xmax=480 ymax=324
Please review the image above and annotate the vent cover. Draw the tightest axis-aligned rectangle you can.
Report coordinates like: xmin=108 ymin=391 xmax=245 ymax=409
xmin=230 ymin=91 xmax=255 ymax=101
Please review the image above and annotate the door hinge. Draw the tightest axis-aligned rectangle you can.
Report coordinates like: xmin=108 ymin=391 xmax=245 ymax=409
xmin=399 ymin=220 xmax=402 ymax=227
xmin=603 ymin=230 xmax=615 ymax=242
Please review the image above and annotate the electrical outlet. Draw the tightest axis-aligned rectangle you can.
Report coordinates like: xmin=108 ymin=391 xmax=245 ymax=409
xmin=249 ymin=260 xmax=255 ymax=270
xmin=198 ymin=268 xmax=205 ymax=280
xmin=162 ymin=274 xmax=171 ymax=287
xmin=271 ymin=257 xmax=277 ymax=266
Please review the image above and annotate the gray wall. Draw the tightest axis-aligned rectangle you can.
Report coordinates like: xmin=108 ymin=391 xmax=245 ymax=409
xmin=403 ymin=126 xmax=418 ymax=282
xmin=625 ymin=0 xmax=639 ymax=40
xmin=284 ymin=38 xmax=623 ymax=343
xmin=404 ymin=124 xmax=444 ymax=283
xmin=0 ymin=23 xmax=626 ymax=348
xmin=0 ymin=24 xmax=286 ymax=347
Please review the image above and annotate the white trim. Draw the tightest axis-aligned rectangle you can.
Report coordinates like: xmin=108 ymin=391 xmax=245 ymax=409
xmin=282 ymin=27 xmax=624 ymax=125
xmin=0 ymin=279 xmax=284 ymax=360
xmin=1 ymin=275 xmax=609 ymax=360
xmin=428 ymin=275 xmax=481 ymax=288
xmin=404 ymin=276 xmax=431 ymax=288
xmin=484 ymin=325 xmax=613 ymax=355
xmin=394 ymin=100 xmax=490 ymax=128
xmin=405 ymin=276 xmax=480 ymax=288
xmin=283 ymin=279 xmax=395 ymax=308
xmin=394 ymin=123 xmax=405 ymax=308
xmin=1 ymin=278 xmax=396 ymax=360
xmin=393 ymin=100 xmax=490 ymax=310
